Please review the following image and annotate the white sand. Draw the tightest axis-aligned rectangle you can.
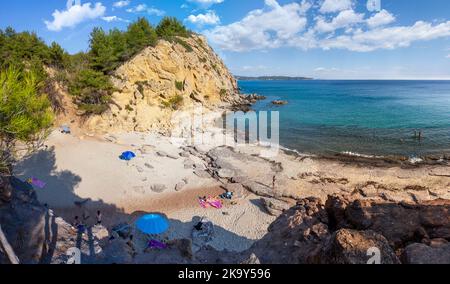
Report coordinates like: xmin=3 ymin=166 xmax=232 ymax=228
xmin=13 ymin=122 xmax=277 ymax=252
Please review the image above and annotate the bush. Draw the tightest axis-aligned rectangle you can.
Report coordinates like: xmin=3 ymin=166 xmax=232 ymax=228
xmin=0 ymin=67 xmax=54 ymax=169
xmin=173 ymin=38 xmax=193 ymax=52
xmin=162 ymin=95 xmax=184 ymax=110
xmin=175 ymin=80 xmax=184 ymax=91
xmin=125 ymin=104 xmax=134 ymax=112
xmin=220 ymin=89 xmax=227 ymax=97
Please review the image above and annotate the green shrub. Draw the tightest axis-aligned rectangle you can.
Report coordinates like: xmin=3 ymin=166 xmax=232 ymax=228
xmin=162 ymin=95 xmax=184 ymax=110
xmin=220 ymin=89 xmax=227 ymax=97
xmin=173 ymin=38 xmax=193 ymax=52
xmin=0 ymin=67 xmax=54 ymax=169
xmin=125 ymin=104 xmax=134 ymax=112
xmin=136 ymin=81 xmax=145 ymax=95
xmin=175 ymin=80 xmax=184 ymax=91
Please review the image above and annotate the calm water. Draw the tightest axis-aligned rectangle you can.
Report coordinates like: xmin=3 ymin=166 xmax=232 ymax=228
xmin=238 ymin=80 xmax=450 ymax=158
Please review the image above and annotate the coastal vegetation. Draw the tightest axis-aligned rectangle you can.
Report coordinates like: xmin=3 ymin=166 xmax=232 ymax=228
xmin=0 ymin=67 xmax=53 ymax=172
xmin=162 ymin=95 xmax=184 ymax=110
xmin=0 ymin=16 xmax=191 ymax=169
xmin=0 ymin=17 xmax=192 ymax=116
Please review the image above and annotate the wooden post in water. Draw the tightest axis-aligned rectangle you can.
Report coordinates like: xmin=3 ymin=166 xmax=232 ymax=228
xmin=0 ymin=225 xmax=20 ymax=264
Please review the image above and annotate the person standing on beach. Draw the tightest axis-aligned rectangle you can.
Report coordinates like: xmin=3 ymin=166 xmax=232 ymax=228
xmin=272 ymin=176 xmax=277 ymax=190
xmin=73 ymin=216 xmax=80 ymax=228
xmin=96 ymin=211 xmax=102 ymax=226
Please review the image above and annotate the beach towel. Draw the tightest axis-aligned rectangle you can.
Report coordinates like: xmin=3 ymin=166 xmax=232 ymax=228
xmin=199 ymin=198 xmax=209 ymax=208
xmin=207 ymin=198 xmax=223 ymax=209
xmin=148 ymin=240 xmax=168 ymax=250
xmin=27 ymin=178 xmax=46 ymax=189
xmin=199 ymin=197 xmax=222 ymax=209
xmin=120 ymin=151 xmax=136 ymax=161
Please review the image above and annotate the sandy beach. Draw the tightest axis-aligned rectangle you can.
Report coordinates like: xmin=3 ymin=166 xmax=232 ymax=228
xmin=12 ymin=109 xmax=450 ymax=253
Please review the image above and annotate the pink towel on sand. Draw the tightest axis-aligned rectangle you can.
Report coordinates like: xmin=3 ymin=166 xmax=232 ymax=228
xmin=199 ymin=197 xmax=223 ymax=209
xmin=207 ymin=198 xmax=223 ymax=209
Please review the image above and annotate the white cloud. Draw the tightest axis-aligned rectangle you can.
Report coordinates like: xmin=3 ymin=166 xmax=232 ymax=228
xmin=189 ymin=0 xmax=224 ymax=8
xmin=126 ymin=4 xmax=165 ymax=16
xmin=102 ymin=16 xmax=129 ymax=23
xmin=319 ymin=0 xmax=353 ymax=13
xmin=367 ymin=9 xmax=395 ymax=28
xmin=206 ymin=0 xmax=450 ymax=54
xmin=187 ymin=11 xmax=220 ymax=25
xmin=113 ymin=0 xmax=130 ymax=8
xmin=315 ymin=9 xmax=364 ymax=33
xmin=446 ymin=54 xmax=450 ymax=59
xmin=45 ymin=2 xmax=106 ymax=31
xmin=314 ymin=67 xmax=339 ymax=72
xmin=319 ymin=21 xmax=450 ymax=52
xmin=205 ymin=0 xmax=309 ymax=52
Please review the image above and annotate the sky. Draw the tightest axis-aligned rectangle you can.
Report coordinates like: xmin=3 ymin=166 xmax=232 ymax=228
xmin=1 ymin=0 xmax=450 ymax=79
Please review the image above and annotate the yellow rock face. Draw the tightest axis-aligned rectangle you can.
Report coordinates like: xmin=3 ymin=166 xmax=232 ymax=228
xmin=86 ymin=35 xmax=239 ymax=134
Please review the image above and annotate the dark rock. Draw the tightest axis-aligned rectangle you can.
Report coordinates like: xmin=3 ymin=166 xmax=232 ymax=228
xmin=403 ymin=243 xmax=450 ymax=264
xmin=261 ymin=197 xmax=291 ymax=216
xmin=309 ymin=229 xmax=400 ymax=264
xmin=217 ymin=168 xmax=235 ymax=179
xmin=272 ymin=100 xmax=288 ymax=105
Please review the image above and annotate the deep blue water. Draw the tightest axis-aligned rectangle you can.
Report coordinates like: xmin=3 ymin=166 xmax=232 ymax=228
xmin=238 ymin=80 xmax=450 ymax=158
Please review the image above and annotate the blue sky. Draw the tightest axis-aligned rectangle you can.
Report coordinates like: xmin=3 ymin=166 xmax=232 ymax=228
xmin=1 ymin=0 xmax=449 ymax=79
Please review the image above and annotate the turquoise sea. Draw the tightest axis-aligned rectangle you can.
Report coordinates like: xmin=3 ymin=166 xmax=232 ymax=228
xmin=238 ymin=80 xmax=450 ymax=158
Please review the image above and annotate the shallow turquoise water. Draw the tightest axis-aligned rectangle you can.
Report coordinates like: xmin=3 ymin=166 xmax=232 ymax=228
xmin=238 ymin=80 xmax=450 ymax=157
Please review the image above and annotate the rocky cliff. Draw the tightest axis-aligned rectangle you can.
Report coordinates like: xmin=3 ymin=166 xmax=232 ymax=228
xmin=84 ymin=35 xmax=241 ymax=133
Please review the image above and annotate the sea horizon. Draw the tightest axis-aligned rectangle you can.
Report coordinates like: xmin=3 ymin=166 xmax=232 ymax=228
xmin=237 ymin=78 xmax=450 ymax=81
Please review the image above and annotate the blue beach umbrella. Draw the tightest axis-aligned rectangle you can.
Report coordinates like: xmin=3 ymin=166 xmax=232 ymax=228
xmin=120 ymin=151 xmax=136 ymax=161
xmin=135 ymin=214 xmax=169 ymax=235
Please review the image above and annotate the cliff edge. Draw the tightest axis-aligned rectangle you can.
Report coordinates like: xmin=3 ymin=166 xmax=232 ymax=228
xmin=84 ymin=35 xmax=241 ymax=133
